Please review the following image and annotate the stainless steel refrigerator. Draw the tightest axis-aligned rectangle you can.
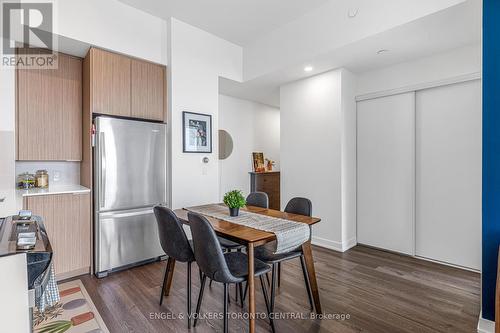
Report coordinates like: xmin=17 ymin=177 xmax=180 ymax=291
xmin=94 ymin=116 xmax=166 ymax=278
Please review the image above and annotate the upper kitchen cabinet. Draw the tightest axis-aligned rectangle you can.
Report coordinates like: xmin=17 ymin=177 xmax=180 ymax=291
xmin=16 ymin=49 xmax=82 ymax=161
xmin=131 ymin=59 xmax=166 ymax=121
xmin=84 ymin=47 xmax=166 ymax=122
xmin=88 ymin=48 xmax=131 ymax=117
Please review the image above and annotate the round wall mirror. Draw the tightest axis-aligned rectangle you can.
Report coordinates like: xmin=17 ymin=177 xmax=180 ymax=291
xmin=219 ymin=130 xmax=233 ymax=160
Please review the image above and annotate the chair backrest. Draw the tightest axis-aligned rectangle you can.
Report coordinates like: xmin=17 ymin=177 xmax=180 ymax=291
xmin=284 ymin=197 xmax=312 ymax=217
xmin=246 ymin=192 xmax=269 ymax=208
xmin=153 ymin=206 xmax=194 ymax=263
xmin=188 ymin=212 xmax=235 ymax=283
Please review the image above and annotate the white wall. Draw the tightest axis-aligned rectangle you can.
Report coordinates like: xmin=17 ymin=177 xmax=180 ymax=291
xmin=55 ymin=0 xmax=168 ymax=64
xmin=340 ymin=70 xmax=357 ymax=248
xmin=356 ymin=44 xmax=481 ymax=96
xmin=280 ymin=68 xmax=356 ymax=252
xmin=219 ymin=95 xmax=280 ymax=198
xmin=169 ymin=18 xmax=243 ymax=209
xmin=0 ymin=40 xmax=18 ymax=216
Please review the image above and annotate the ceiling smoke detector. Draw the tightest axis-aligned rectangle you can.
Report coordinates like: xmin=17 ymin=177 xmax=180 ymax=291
xmin=377 ymin=49 xmax=390 ymax=55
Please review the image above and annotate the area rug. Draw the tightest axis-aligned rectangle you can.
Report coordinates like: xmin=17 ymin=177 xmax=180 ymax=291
xmin=34 ymin=279 xmax=109 ymax=333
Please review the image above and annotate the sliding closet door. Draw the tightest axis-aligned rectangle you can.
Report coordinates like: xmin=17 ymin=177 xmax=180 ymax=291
xmin=415 ymin=80 xmax=481 ymax=270
xmin=357 ymin=92 xmax=415 ymax=255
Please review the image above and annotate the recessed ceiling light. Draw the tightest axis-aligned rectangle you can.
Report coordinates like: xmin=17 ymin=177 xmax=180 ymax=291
xmin=304 ymin=66 xmax=313 ymax=72
xmin=377 ymin=49 xmax=389 ymax=55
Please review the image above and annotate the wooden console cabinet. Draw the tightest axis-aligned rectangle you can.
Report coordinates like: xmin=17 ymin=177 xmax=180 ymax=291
xmin=249 ymin=171 xmax=281 ymax=210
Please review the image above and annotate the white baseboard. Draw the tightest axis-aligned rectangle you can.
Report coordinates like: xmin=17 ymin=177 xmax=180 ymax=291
xmin=343 ymin=237 xmax=357 ymax=251
xmin=312 ymin=236 xmax=357 ymax=252
xmin=477 ymin=312 xmax=495 ymax=333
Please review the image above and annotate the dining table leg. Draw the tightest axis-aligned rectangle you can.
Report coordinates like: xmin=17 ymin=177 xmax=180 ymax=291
xmin=301 ymin=241 xmax=322 ymax=314
xmin=165 ymin=257 xmax=176 ymax=296
xmin=247 ymin=242 xmax=255 ymax=333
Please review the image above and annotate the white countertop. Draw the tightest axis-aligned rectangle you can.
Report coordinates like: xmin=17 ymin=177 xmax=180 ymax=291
xmin=17 ymin=184 xmax=91 ymax=197
xmin=12 ymin=184 xmax=90 ymax=213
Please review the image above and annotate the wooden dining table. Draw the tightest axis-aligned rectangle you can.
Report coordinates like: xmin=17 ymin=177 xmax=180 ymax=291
xmin=173 ymin=204 xmax=322 ymax=333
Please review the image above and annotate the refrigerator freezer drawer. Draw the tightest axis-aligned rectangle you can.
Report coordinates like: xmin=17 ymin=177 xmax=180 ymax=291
xmin=96 ymin=207 xmax=165 ymax=274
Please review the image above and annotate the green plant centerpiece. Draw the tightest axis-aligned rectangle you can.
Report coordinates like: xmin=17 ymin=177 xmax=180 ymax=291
xmin=223 ymin=190 xmax=246 ymax=217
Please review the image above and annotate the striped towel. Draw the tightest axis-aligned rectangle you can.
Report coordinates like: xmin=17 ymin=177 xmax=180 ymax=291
xmin=34 ymin=263 xmax=60 ymax=312
xmin=185 ymin=204 xmax=310 ymax=254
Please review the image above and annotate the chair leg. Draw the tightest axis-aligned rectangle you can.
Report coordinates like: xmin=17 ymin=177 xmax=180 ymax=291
xmin=243 ymin=281 xmax=248 ymax=302
xmin=198 ymin=266 xmax=203 ymax=282
xmin=238 ymin=283 xmax=244 ymax=308
xmin=223 ymin=283 xmax=229 ymax=333
xmin=187 ymin=262 xmax=192 ymax=329
xmin=300 ymin=255 xmax=314 ymax=311
xmin=235 ymin=283 xmax=238 ymax=303
xmin=278 ymin=262 xmax=281 ymax=287
xmin=194 ymin=274 xmax=207 ymax=327
xmin=270 ymin=263 xmax=277 ymax=312
xmin=259 ymin=275 xmax=276 ymax=333
xmin=266 ymin=272 xmax=271 ymax=287
xmin=159 ymin=260 xmax=170 ymax=306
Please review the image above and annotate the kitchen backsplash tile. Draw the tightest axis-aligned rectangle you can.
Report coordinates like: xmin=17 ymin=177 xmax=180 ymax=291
xmin=15 ymin=161 xmax=80 ymax=186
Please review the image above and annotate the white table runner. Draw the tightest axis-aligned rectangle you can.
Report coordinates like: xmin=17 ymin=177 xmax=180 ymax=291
xmin=185 ymin=204 xmax=310 ymax=254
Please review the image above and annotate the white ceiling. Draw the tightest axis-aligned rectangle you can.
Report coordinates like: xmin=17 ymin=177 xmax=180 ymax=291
xmin=118 ymin=0 xmax=331 ymax=46
xmin=118 ymin=0 xmax=480 ymax=108
xmin=220 ymin=0 xmax=481 ymax=107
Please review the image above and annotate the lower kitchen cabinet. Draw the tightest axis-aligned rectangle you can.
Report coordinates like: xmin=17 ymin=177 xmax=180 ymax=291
xmin=24 ymin=192 xmax=91 ymax=280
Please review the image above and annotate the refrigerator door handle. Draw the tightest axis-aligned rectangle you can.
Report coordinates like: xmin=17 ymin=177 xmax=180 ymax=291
xmin=100 ymin=208 xmax=154 ymax=219
xmin=100 ymin=132 xmax=106 ymax=209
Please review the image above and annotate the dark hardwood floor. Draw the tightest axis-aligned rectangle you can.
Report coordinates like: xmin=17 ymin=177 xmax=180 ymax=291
xmin=77 ymin=245 xmax=480 ymax=333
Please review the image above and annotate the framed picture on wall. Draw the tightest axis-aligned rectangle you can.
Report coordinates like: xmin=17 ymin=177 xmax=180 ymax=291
xmin=183 ymin=111 xmax=212 ymax=153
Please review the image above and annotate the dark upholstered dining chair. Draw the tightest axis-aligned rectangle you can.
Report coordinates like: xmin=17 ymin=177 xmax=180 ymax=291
xmin=188 ymin=212 xmax=275 ymax=333
xmin=243 ymin=197 xmax=314 ymax=312
xmin=246 ymin=191 xmax=269 ymax=209
xmin=154 ymin=206 xmax=196 ymax=329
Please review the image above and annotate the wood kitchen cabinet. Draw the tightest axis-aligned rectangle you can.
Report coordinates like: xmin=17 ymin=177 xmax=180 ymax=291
xmin=23 ymin=192 xmax=91 ymax=280
xmin=16 ymin=49 xmax=82 ymax=161
xmin=88 ymin=48 xmax=131 ymax=117
xmin=84 ymin=47 xmax=166 ymax=121
xmin=131 ymin=59 xmax=166 ymax=121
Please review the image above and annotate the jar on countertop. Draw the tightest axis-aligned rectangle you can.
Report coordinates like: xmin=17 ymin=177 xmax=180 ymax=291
xmin=17 ymin=172 xmax=35 ymax=189
xmin=35 ymin=170 xmax=49 ymax=188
